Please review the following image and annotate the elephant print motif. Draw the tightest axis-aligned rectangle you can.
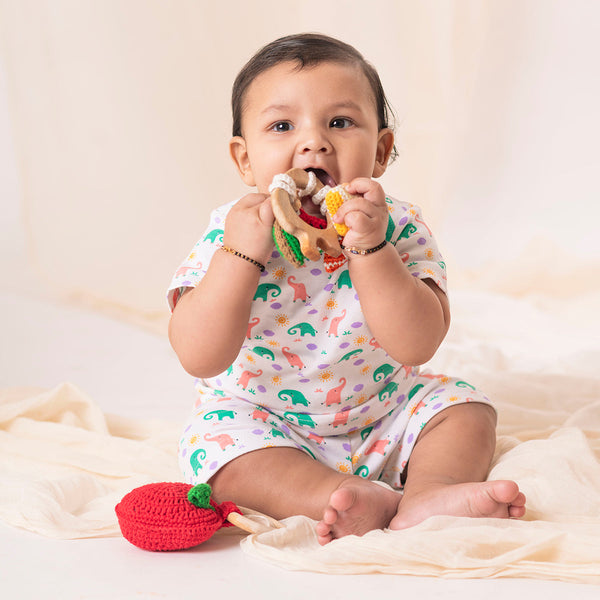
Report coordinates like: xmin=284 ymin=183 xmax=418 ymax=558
xmin=254 ymin=283 xmax=281 ymax=302
xmin=282 ymin=346 xmax=304 ymax=370
xmin=204 ymin=433 xmax=235 ymax=450
xmin=237 ymin=369 xmax=263 ymax=389
xmin=332 ymin=407 xmax=351 ymax=427
xmin=278 ymin=389 xmax=309 ymax=407
xmin=373 ymin=363 xmax=394 ymax=382
xmin=328 ymin=309 xmax=347 ymax=336
xmin=252 ymin=346 xmax=276 ymax=361
xmin=325 ymin=378 xmax=346 ymax=406
xmin=283 ymin=412 xmax=316 ymax=428
xmin=287 ymin=276 xmax=308 ymax=302
xmin=288 ymin=322 xmax=317 ymax=337
xmin=379 ymin=381 xmax=399 ymax=402
xmin=365 ymin=439 xmax=389 ymax=455
xmin=246 ymin=317 xmax=260 ymax=338
xmin=252 ymin=408 xmax=269 ymax=422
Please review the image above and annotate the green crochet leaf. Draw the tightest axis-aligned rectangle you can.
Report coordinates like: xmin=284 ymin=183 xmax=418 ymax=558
xmin=187 ymin=483 xmax=215 ymax=511
xmin=272 ymin=225 xmax=305 ymax=266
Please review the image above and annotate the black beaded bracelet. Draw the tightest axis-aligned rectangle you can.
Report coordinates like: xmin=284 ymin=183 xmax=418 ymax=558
xmin=220 ymin=246 xmax=266 ymax=272
xmin=340 ymin=240 xmax=387 ymax=256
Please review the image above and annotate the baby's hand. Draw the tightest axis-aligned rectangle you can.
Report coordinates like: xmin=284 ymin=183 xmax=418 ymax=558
xmin=333 ymin=178 xmax=389 ymax=250
xmin=223 ymin=193 xmax=274 ymax=264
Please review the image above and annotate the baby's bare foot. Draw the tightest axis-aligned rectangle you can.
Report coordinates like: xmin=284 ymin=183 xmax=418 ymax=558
xmin=315 ymin=477 xmax=401 ymax=545
xmin=389 ymin=479 xmax=526 ymax=530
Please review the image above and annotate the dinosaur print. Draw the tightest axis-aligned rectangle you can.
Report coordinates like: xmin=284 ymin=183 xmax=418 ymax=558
xmin=203 ymin=410 xmax=235 ymax=421
xmin=189 ymin=448 xmax=206 ymax=475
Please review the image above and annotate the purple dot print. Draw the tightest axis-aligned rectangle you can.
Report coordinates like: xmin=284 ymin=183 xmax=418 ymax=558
xmin=271 ymin=303 xmax=282 ymax=309
xmin=264 ymin=330 xmax=275 ymax=337
xmin=418 ymin=237 xmax=426 ymax=245
xmin=352 ymin=322 xmax=362 ymax=328
xmin=354 ymin=384 xmax=364 ymax=392
xmin=257 ymin=385 xmax=266 ymax=393
xmin=307 ymin=343 xmax=317 ymax=351
xmin=407 ymin=433 xmax=414 ymax=445
xmin=340 ymin=342 xmax=350 ymax=349
xmin=311 ymin=269 xmax=322 ymax=276
xmin=181 ymin=448 xmax=187 ymax=458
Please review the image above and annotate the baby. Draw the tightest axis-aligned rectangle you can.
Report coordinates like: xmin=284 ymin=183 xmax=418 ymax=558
xmin=168 ymin=33 xmax=525 ymax=544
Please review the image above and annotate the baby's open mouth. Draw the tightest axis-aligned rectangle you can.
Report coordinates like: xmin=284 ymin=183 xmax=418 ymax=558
xmin=305 ymin=168 xmax=336 ymax=189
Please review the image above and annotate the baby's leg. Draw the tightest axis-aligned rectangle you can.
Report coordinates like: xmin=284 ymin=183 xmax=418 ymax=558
xmin=389 ymin=402 xmax=526 ymax=529
xmin=209 ymin=447 xmax=401 ymax=544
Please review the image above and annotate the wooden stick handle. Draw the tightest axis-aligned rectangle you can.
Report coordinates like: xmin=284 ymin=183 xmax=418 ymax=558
xmin=226 ymin=509 xmax=284 ymax=534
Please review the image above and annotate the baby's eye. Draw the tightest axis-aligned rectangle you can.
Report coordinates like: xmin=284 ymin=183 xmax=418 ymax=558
xmin=271 ymin=121 xmax=293 ymax=133
xmin=330 ymin=117 xmax=353 ymax=129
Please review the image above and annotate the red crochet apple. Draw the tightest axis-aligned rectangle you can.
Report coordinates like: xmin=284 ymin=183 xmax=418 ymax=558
xmin=115 ymin=482 xmax=247 ymax=551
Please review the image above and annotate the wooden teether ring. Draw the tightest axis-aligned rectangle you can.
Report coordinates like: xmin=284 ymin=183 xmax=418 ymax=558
xmin=270 ymin=168 xmax=342 ymax=262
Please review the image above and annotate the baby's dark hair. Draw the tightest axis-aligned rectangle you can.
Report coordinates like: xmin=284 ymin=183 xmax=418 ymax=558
xmin=231 ymin=33 xmax=397 ymax=159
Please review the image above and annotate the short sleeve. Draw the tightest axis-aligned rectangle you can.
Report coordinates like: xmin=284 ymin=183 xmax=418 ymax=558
xmin=166 ymin=200 xmax=235 ymax=311
xmin=385 ymin=197 xmax=448 ymax=294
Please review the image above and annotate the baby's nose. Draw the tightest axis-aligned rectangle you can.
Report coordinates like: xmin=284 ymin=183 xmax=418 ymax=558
xmin=299 ymin=127 xmax=332 ymax=154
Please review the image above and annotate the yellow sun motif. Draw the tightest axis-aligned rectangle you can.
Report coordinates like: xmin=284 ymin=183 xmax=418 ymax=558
xmin=187 ymin=252 xmax=196 ymax=261
xmin=449 ymin=396 xmax=459 ymax=403
xmin=267 ymin=340 xmax=280 ymax=347
xmin=245 ymin=354 xmax=256 ymax=363
xmin=318 ymin=370 xmax=333 ymax=382
xmin=354 ymin=335 xmax=367 ymax=346
xmin=272 ymin=267 xmax=287 ymax=280
xmin=189 ymin=434 xmax=200 ymax=445
xmin=336 ymin=463 xmax=351 ymax=474
xmin=275 ymin=314 xmax=290 ymax=327
xmin=325 ymin=298 xmax=338 ymax=310
xmin=425 ymin=248 xmax=435 ymax=260
xmin=424 ymin=268 xmax=435 ymax=278
xmin=271 ymin=375 xmax=282 ymax=386
xmin=360 ymin=365 xmax=371 ymax=376
xmin=356 ymin=394 xmax=368 ymax=405
xmin=351 ymin=455 xmax=360 ymax=466
xmin=364 ymin=417 xmax=374 ymax=426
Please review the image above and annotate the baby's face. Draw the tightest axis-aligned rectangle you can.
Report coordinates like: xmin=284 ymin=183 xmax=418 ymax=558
xmin=231 ymin=60 xmax=392 ymax=200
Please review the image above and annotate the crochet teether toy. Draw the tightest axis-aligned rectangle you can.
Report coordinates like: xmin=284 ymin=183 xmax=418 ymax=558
xmin=115 ymin=482 xmax=281 ymax=551
xmin=269 ymin=168 xmax=356 ymax=266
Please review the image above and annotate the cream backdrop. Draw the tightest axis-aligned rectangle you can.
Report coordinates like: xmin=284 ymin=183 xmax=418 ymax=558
xmin=1 ymin=0 xmax=599 ymax=322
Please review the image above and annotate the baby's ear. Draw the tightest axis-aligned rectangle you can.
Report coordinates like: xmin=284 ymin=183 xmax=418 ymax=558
xmin=229 ymin=136 xmax=256 ymax=186
xmin=372 ymin=129 xmax=395 ymax=178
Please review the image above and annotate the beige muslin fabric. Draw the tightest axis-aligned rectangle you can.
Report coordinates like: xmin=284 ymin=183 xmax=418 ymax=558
xmin=0 ymin=384 xmax=180 ymax=538
xmin=1 ymin=376 xmax=599 ymax=582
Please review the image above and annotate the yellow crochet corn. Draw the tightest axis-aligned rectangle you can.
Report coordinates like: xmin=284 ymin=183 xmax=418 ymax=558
xmin=324 ymin=187 xmax=350 ymax=236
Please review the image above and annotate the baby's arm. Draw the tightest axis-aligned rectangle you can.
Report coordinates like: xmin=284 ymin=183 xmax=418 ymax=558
xmin=334 ymin=178 xmax=450 ymax=366
xmin=168 ymin=193 xmax=274 ymax=377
